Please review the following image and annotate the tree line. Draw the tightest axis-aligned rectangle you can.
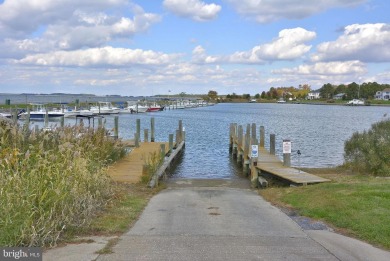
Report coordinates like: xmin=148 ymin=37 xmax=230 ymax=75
xmin=318 ymin=82 xmax=390 ymax=100
xmin=207 ymin=82 xmax=389 ymax=101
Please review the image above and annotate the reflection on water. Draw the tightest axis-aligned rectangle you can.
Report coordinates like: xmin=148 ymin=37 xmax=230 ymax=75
xmin=26 ymin=103 xmax=390 ymax=179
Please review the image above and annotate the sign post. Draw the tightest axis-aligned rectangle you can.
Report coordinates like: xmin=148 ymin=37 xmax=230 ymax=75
xmin=251 ymin=145 xmax=258 ymax=166
xmin=283 ymin=139 xmax=291 ymax=167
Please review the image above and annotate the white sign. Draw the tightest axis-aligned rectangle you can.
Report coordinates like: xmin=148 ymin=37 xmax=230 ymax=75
xmin=251 ymin=145 xmax=258 ymax=158
xmin=283 ymin=140 xmax=291 ymax=154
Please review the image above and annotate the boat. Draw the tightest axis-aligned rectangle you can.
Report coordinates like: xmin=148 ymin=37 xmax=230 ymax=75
xmin=19 ymin=104 xmax=64 ymax=120
xmin=277 ymin=98 xmax=286 ymax=103
xmin=147 ymin=103 xmax=164 ymax=112
xmin=0 ymin=109 xmax=25 ymax=119
xmin=346 ymin=99 xmax=365 ymax=106
xmin=89 ymin=102 xmax=119 ymax=115
xmin=126 ymin=101 xmax=149 ymax=113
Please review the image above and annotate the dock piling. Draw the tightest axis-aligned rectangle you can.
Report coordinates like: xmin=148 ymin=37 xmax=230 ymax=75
xmin=114 ymin=116 xmax=119 ymax=139
xmin=144 ymin=129 xmax=149 ymax=142
xmin=270 ymin=134 xmax=276 ymax=155
xmin=260 ymin=126 xmax=265 ymax=147
xmin=135 ymin=132 xmax=140 ymax=147
xmin=151 ymin=118 xmax=155 ymax=142
xmin=169 ymin=134 xmax=174 ymax=154
xmin=136 ymin=119 xmax=141 ymax=142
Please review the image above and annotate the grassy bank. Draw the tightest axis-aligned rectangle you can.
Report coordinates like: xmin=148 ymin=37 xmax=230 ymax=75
xmin=260 ymin=169 xmax=390 ymax=250
xmin=0 ymin=118 xmax=126 ymax=247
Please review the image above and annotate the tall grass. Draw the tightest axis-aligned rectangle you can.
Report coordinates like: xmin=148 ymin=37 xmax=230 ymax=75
xmin=0 ymin=118 xmax=126 ymax=247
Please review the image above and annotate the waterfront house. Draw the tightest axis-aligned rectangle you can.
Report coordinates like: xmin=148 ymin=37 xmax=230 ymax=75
xmin=333 ymin=93 xmax=346 ymax=100
xmin=375 ymin=88 xmax=390 ymax=100
xmin=307 ymin=91 xmax=320 ymax=100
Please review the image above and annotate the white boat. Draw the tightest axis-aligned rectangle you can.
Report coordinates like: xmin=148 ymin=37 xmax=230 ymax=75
xmin=89 ymin=102 xmax=119 ymax=115
xmin=20 ymin=104 xmax=64 ymax=120
xmin=277 ymin=99 xmax=286 ymax=103
xmin=126 ymin=101 xmax=148 ymax=113
xmin=346 ymin=99 xmax=365 ymax=106
xmin=62 ymin=107 xmax=94 ymax=117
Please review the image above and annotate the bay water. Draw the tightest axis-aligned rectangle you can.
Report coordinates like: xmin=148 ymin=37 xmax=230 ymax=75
xmin=27 ymin=103 xmax=390 ymax=179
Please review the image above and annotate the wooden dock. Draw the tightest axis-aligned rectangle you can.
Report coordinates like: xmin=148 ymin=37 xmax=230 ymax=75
xmin=256 ymin=147 xmax=330 ymax=185
xmin=108 ymin=142 xmax=170 ymax=183
xmin=229 ymin=123 xmax=330 ymax=186
xmin=108 ymin=118 xmax=186 ymax=184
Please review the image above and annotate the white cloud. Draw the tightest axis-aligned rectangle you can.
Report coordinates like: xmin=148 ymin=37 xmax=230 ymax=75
xmin=163 ymin=0 xmax=221 ymax=21
xmin=312 ymin=23 xmax=390 ymax=63
xmin=192 ymin=28 xmax=316 ymax=64
xmin=0 ymin=1 xmax=161 ymax=58
xmin=273 ymin=61 xmax=366 ymax=75
xmin=230 ymin=28 xmax=316 ymax=63
xmin=0 ymin=0 xmax=126 ymax=37
xmin=225 ymin=0 xmax=366 ymax=23
xmin=15 ymin=47 xmax=181 ymax=66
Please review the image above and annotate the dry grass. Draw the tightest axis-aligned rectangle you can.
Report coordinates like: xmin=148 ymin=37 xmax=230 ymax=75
xmin=0 ymin=118 xmax=126 ymax=247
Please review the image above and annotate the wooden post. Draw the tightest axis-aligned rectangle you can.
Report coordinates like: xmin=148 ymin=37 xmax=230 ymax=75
xmin=270 ymin=134 xmax=276 ymax=155
xmin=160 ymin=144 xmax=166 ymax=160
xmin=60 ymin=116 xmax=65 ymax=128
xmin=44 ymin=109 xmax=49 ymax=128
xmin=229 ymin=123 xmax=234 ymax=153
xmin=26 ymin=106 xmax=30 ymax=126
xmin=260 ymin=126 xmax=265 ymax=147
xmin=151 ymin=117 xmax=155 ymax=142
xmin=12 ymin=109 xmax=18 ymax=124
xmin=243 ymin=132 xmax=250 ymax=176
xmin=169 ymin=134 xmax=174 ymax=154
xmin=251 ymin=123 xmax=256 ymax=144
xmin=134 ymin=132 xmax=140 ymax=147
xmin=237 ymin=125 xmax=243 ymax=165
xmin=114 ymin=116 xmax=119 ymax=139
xmin=98 ymin=117 xmax=103 ymax=128
xmin=178 ymin=120 xmax=183 ymax=142
xmin=144 ymin=129 xmax=149 ymax=142
xmin=136 ymin=118 xmax=141 ymax=142
xmin=176 ymin=129 xmax=180 ymax=145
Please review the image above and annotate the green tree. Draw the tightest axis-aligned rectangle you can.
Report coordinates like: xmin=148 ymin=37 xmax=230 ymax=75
xmin=346 ymin=82 xmax=360 ymax=99
xmin=208 ymin=90 xmax=218 ymax=100
xmin=243 ymin=94 xmax=251 ymax=100
xmin=319 ymin=83 xmax=334 ymax=99
xmin=254 ymin=93 xmax=260 ymax=99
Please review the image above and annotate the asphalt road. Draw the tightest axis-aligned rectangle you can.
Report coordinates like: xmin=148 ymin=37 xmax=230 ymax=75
xmin=97 ymin=179 xmax=338 ymax=260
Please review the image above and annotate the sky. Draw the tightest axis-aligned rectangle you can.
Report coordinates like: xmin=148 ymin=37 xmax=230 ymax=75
xmin=0 ymin=0 xmax=389 ymax=96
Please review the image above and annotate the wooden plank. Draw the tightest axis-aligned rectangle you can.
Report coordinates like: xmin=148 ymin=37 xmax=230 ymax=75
xmin=107 ymin=142 xmax=171 ymax=183
xmin=255 ymin=147 xmax=330 ymax=184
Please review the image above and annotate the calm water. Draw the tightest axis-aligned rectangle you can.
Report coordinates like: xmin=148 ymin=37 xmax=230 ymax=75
xmin=29 ymin=103 xmax=390 ymax=179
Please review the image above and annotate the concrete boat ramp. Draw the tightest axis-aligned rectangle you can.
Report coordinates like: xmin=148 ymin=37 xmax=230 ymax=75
xmin=44 ymin=179 xmax=390 ymax=261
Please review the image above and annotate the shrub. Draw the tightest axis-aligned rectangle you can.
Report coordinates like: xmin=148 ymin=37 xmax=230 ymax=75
xmin=0 ymin=118 xmax=126 ymax=246
xmin=344 ymin=119 xmax=390 ymax=176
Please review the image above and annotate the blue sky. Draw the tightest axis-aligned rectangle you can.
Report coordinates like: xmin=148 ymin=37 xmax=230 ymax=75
xmin=0 ymin=0 xmax=389 ymax=96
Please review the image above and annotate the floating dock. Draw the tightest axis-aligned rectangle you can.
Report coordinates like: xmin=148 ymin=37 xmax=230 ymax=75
xmin=229 ymin=123 xmax=330 ymax=186
xmin=108 ymin=142 xmax=171 ymax=183
xmin=256 ymin=147 xmax=330 ymax=185
xmin=108 ymin=118 xmax=185 ymax=185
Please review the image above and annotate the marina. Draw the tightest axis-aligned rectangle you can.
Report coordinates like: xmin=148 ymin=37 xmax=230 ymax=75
xmin=2 ymin=102 xmax=389 ymax=179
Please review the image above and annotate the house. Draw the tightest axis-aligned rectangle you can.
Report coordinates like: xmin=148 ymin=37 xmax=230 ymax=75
xmin=375 ymin=88 xmax=390 ymax=100
xmin=333 ymin=93 xmax=345 ymax=100
xmin=307 ymin=91 xmax=320 ymax=100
